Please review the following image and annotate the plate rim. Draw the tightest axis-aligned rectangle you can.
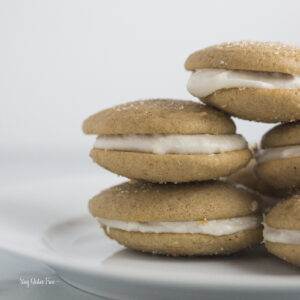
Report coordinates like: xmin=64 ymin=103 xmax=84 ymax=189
xmin=1 ymin=215 xmax=300 ymax=291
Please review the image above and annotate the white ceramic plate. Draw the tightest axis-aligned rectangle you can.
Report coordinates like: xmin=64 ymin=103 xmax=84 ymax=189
xmin=1 ymin=172 xmax=300 ymax=300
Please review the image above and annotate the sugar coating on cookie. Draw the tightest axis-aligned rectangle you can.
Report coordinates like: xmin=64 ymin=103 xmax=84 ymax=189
xmin=264 ymin=195 xmax=300 ymax=267
xmin=89 ymin=181 xmax=262 ymax=256
xmin=185 ymin=41 xmax=300 ymax=74
xmin=185 ymin=41 xmax=300 ymax=123
xmin=83 ymin=99 xmax=252 ymax=183
xmin=255 ymin=122 xmax=300 ymax=189
xmin=83 ymin=99 xmax=235 ymax=135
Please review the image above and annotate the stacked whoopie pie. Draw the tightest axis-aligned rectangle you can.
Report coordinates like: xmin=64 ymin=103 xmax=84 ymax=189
xmin=83 ymin=100 xmax=262 ymax=256
xmin=185 ymin=41 xmax=300 ymax=266
xmin=83 ymin=41 xmax=300 ymax=263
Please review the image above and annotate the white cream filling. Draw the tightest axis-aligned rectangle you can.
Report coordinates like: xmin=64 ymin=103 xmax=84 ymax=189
xmin=263 ymin=223 xmax=300 ymax=244
xmin=94 ymin=134 xmax=247 ymax=154
xmin=97 ymin=215 xmax=261 ymax=236
xmin=187 ymin=69 xmax=300 ymax=98
xmin=255 ymin=145 xmax=300 ymax=164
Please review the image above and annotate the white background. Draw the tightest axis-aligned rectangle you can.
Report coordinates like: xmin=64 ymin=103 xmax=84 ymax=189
xmin=1 ymin=0 xmax=300 ymax=175
xmin=1 ymin=2 xmax=300 ymax=298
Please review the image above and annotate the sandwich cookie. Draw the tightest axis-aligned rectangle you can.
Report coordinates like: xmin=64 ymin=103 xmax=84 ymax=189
xmin=89 ymin=180 xmax=262 ymax=256
xmin=255 ymin=121 xmax=300 ymax=190
xmin=185 ymin=41 xmax=300 ymax=123
xmin=264 ymin=195 xmax=300 ymax=267
xmin=82 ymin=99 xmax=252 ymax=183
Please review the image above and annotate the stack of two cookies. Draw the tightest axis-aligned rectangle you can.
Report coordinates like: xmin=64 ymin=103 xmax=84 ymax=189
xmin=251 ymin=122 xmax=300 ymax=267
xmin=83 ymin=99 xmax=262 ymax=256
xmin=256 ymin=123 xmax=300 ymax=267
xmin=185 ymin=41 xmax=300 ymax=266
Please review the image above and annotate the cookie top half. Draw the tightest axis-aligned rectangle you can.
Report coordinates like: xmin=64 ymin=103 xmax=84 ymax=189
xmin=82 ymin=99 xmax=235 ymax=135
xmin=89 ymin=180 xmax=261 ymax=222
xmin=261 ymin=121 xmax=300 ymax=148
xmin=185 ymin=41 xmax=300 ymax=75
xmin=266 ymin=195 xmax=300 ymax=230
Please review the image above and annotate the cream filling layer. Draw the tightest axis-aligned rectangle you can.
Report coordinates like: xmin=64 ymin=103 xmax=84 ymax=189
xmin=263 ymin=223 xmax=300 ymax=244
xmin=94 ymin=134 xmax=247 ymax=154
xmin=255 ymin=145 xmax=300 ymax=164
xmin=97 ymin=215 xmax=261 ymax=236
xmin=187 ymin=69 xmax=300 ymax=98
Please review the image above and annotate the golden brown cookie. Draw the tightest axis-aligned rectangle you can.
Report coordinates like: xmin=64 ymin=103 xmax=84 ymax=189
xmin=255 ymin=122 xmax=300 ymax=190
xmin=202 ymin=89 xmax=300 ymax=123
xmin=264 ymin=195 xmax=300 ymax=267
xmin=185 ymin=41 xmax=300 ymax=74
xmin=83 ymin=99 xmax=235 ymax=135
xmin=89 ymin=180 xmax=262 ymax=256
xmin=261 ymin=121 xmax=300 ymax=148
xmin=185 ymin=41 xmax=300 ymax=123
xmin=108 ymin=229 xmax=262 ymax=256
xmin=83 ymin=99 xmax=252 ymax=183
xmin=90 ymin=148 xmax=251 ymax=183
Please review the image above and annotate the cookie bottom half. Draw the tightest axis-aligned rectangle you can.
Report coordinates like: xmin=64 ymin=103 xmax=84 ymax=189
xmin=90 ymin=148 xmax=252 ymax=183
xmin=105 ymin=227 xmax=263 ymax=256
xmin=202 ymin=88 xmax=300 ymax=123
xmin=265 ymin=241 xmax=300 ymax=267
xmin=255 ymin=157 xmax=300 ymax=189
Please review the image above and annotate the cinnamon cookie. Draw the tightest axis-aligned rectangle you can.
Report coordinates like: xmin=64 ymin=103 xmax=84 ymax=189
xmin=89 ymin=180 xmax=262 ymax=256
xmin=83 ymin=99 xmax=251 ymax=183
xmin=264 ymin=195 xmax=300 ymax=267
xmin=255 ymin=121 xmax=300 ymax=190
xmin=185 ymin=41 xmax=300 ymax=123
